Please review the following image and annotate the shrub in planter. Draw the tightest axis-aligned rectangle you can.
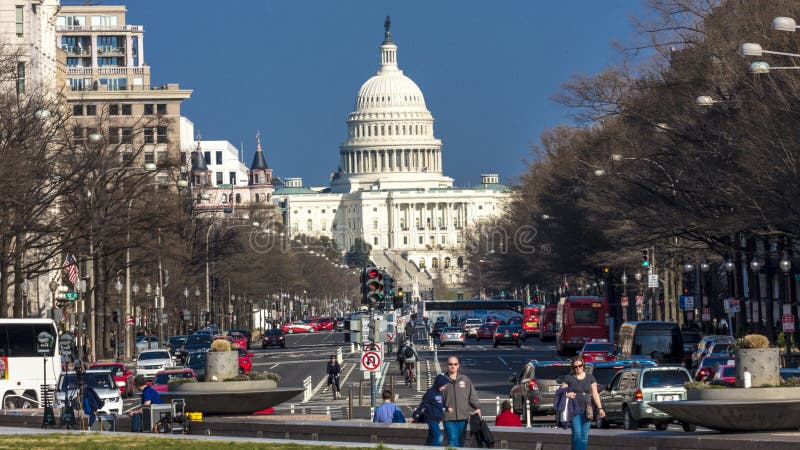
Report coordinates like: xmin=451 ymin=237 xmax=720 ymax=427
xmin=735 ymin=334 xmax=780 ymax=387
xmin=210 ymin=339 xmax=232 ymax=352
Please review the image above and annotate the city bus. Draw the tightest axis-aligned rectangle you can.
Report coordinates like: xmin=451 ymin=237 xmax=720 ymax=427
xmin=0 ymin=319 xmax=62 ymax=409
xmin=424 ymin=300 xmax=524 ymax=325
xmin=556 ymin=296 xmax=609 ymax=356
xmin=522 ymin=305 xmax=544 ymax=336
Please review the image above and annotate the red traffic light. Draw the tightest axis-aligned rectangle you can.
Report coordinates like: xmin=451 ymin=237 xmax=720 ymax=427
xmin=367 ymin=268 xmax=382 ymax=280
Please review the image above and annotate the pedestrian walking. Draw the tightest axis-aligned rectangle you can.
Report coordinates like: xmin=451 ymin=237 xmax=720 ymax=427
xmin=494 ymin=400 xmax=521 ymax=427
xmin=416 ymin=374 xmax=449 ymax=445
xmin=561 ymin=357 xmax=605 ymax=450
xmin=326 ymin=355 xmax=341 ymax=399
xmin=441 ymin=356 xmax=481 ymax=448
xmin=128 ymin=375 xmax=163 ymax=432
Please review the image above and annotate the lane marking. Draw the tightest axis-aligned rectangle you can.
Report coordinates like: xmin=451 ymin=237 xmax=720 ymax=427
xmin=269 ymin=363 xmax=280 ymax=369
xmin=497 ymin=356 xmax=509 ymax=367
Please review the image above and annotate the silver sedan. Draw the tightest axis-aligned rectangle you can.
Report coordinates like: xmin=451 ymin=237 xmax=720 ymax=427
xmin=439 ymin=327 xmax=466 ymax=347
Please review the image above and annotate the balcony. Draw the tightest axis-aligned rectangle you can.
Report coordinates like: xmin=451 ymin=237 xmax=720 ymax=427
xmin=62 ymin=46 xmax=91 ymax=56
xmin=97 ymin=46 xmax=126 ymax=56
xmin=56 ymin=24 xmax=143 ymax=33
xmin=66 ymin=66 xmax=146 ymax=76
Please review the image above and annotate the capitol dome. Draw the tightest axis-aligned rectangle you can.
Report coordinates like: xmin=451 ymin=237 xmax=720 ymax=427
xmin=334 ymin=18 xmax=453 ymax=193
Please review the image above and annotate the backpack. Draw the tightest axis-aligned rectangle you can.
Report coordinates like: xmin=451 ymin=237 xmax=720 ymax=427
xmin=411 ymin=404 xmax=426 ymax=423
xmin=404 ymin=346 xmax=414 ymax=359
xmin=392 ymin=406 xmax=406 ymax=423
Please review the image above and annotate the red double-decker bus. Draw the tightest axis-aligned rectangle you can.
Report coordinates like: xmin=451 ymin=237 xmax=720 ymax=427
xmin=556 ymin=296 xmax=609 ymax=356
xmin=522 ymin=305 xmax=543 ymax=336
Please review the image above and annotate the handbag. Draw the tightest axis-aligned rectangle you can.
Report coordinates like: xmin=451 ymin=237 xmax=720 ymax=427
xmin=559 ymin=397 xmax=569 ymax=424
xmin=392 ymin=407 xmax=406 ymax=423
xmin=584 ymin=395 xmax=594 ymax=421
xmin=412 ymin=404 xmax=426 ymax=423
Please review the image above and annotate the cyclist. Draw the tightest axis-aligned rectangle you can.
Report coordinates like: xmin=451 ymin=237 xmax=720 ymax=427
xmin=326 ymin=355 xmax=341 ymax=399
xmin=401 ymin=340 xmax=419 ymax=384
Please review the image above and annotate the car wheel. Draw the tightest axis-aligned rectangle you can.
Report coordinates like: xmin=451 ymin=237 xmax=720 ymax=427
xmin=655 ymin=422 xmax=669 ymax=431
xmin=623 ymin=406 xmax=639 ymax=430
xmin=682 ymin=422 xmax=697 ymax=432
xmin=596 ymin=414 xmax=609 ymax=429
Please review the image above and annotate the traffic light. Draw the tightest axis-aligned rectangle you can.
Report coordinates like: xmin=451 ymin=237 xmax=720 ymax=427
xmin=642 ymin=249 xmax=650 ymax=267
xmin=362 ymin=266 xmax=384 ymax=309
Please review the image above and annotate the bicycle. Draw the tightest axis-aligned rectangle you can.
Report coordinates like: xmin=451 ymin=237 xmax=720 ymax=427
xmin=328 ymin=374 xmax=341 ymax=400
xmin=404 ymin=361 xmax=416 ymax=386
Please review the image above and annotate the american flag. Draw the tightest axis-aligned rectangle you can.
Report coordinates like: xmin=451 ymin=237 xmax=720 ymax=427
xmin=64 ymin=254 xmax=79 ymax=285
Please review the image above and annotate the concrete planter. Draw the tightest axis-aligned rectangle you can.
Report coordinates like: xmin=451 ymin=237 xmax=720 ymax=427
xmin=205 ymin=350 xmax=238 ymax=381
xmin=170 ymin=379 xmax=277 ymax=392
xmin=687 ymin=386 xmax=800 ymax=401
xmin=735 ymin=348 xmax=780 ymax=387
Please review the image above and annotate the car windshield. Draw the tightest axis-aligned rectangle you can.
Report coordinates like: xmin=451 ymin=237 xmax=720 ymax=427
xmin=153 ymin=372 xmax=193 ymax=385
xmin=139 ymin=351 xmax=169 ymax=360
xmin=642 ymin=369 xmax=690 ymax=387
xmin=169 ymin=336 xmax=187 ymax=346
xmin=592 ymin=367 xmax=623 ymax=386
xmin=185 ymin=335 xmax=212 ymax=346
xmin=265 ymin=329 xmax=282 ymax=336
xmin=186 ymin=353 xmax=206 ymax=366
xmin=434 ymin=322 xmax=447 ymax=329
xmin=533 ymin=365 xmax=572 ymax=380
xmin=497 ymin=327 xmax=514 ymax=333
xmin=633 ymin=334 xmax=681 ymax=358
xmin=702 ymin=357 xmax=733 ymax=367
xmin=710 ymin=343 xmax=731 ymax=353
xmin=60 ymin=372 xmax=113 ymax=390
xmin=583 ymin=343 xmax=614 ymax=353
xmin=92 ymin=365 xmax=122 ymax=376
xmin=573 ymin=309 xmax=599 ymax=324
xmin=443 ymin=327 xmax=461 ymax=333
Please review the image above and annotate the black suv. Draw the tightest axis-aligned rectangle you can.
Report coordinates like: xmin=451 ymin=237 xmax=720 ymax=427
xmin=432 ymin=321 xmax=448 ymax=338
xmin=509 ymin=361 xmax=581 ymax=414
xmin=493 ymin=326 xmax=522 ymax=348
xmin=261 ymin=329 xmax=286 ymax=348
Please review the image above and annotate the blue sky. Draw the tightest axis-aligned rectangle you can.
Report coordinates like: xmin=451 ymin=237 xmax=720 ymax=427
xmin=67 ymin=0 xmax=645 ymax=187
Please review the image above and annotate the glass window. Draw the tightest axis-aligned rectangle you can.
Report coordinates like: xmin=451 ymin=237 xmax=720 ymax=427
xmin=121 ymin=127 xmax=132 ymax=144
xmin=16 ymin=6 xmax=23 ymax=37
xmin=215 ymin=172 xmax=223 ymax=185
xmin=156 ymin=127 xmax=167 ymax=143
xmin=144 ymin=152 xmax=154 ymax=164
xmin=144 ymin=104 xmax=154 ymax=115
xmin=157 ymin=104 xmax=167 ymax=114
xmin=108 ymin=127 xmax=120 ymax=144
xmin=374 ymin=237 xmax=379 ymax=245
xmin=642 ymin=370 xmax=689 ymax=388
xmin=203 ymin=152 xmax=211 ymax=164
xmin=143 ymin=128 xmax=153 ymax=144
xmin=572 ymin=309 xmax=599 ymax=324
xmin=215 ymin=151 xmax=222 ymax=165
xmin=16 ymin=62 xmax=25 ymax=95
xmin=109 ymin=104 xmax=119 ymax=115
xmin=373 ymin=220 xmax=378 ymax=230
xmin=307 ymin=219 xmax=313 ymax=231
xmin=229 ymin=172 xmax=236 ymax=184
xmin=4 ymin=323 xmax=55 ymax=357
xmin=73 ymin=105 xmax=84 ymax=116
xmin=121 ymin=104 xmax=132 ymax=115
xmin=86 ymin=105 xmax=96 ymax=116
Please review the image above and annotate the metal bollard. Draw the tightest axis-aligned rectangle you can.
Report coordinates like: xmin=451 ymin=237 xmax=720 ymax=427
xmin=416 ymin=361 xmax=421 ymax=392
xmin=390 ymin=375 xmax=394 ymax=399
xmin=525 ymin=398 xmax=531 ymax=427
xmin=359 ymin=378 xmax=363 ymax=406
xmin=348 ymin=387 xmax=353 ymax=419
xmin=336 ymin=347 xmax=343 ymax=364
xmin=496 ymin=396 xmax=500 ymax=416
xmin=326 ymin=406 xmax=330 ymax=416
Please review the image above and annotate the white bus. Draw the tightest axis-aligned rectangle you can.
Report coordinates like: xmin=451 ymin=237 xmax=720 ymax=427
xmin=0 ymin=319 xmax=62 ymax=409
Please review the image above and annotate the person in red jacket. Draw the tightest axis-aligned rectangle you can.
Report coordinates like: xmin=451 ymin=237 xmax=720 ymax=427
xmin=495 ymin=400 xmax=522 ymax=427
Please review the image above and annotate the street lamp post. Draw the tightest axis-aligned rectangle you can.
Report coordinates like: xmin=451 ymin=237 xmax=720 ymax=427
xmin=634 ymin=271 xmax=643 ymax=320
xmin=750 ymin=258 xmax=762 ymax=334
xmin=115 ymin=278 xmax=123 ymax=361
xmin=780 ymin=255 xmax=794 ymax=366
xmin=183 ymin=287 xmax=189 ymax=335
xmin=194 ymin=288 xmax=200 ymax=332
xmin=621 ymin=272 xmax=628 ymax=322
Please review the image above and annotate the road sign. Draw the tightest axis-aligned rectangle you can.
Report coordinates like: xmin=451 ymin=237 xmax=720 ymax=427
xmin=684 ymin=296 xmax=694 ymax=310
xmin=364 ymin=342 xmax=382 ymax=352
xmin=783 ymin=315 xmax=795 ymax=333
xmin=65 ymin=292 xmax=78 ymax=301
xmin=724 ymin=298 xmax=740 ymax=314
xmin=702 ymin=308 xmax=711 ymax=322
xmin=361 ymin=350 xmax=381 ymax=372
xmin=648 ymin=274 xmax=659 ymax=288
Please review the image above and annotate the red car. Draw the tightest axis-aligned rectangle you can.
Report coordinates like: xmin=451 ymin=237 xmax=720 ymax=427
xmin=281 ymin=321 xmax=315 ymax=334
xmin=89 ymin=362 xmax=135 ymax=397
xmin=229 ymin=332 xmax=248 ymax=349
xmin=238 ymin=347 xmax=254 ymax=374
xmin=475 ymin=324 xmax=497 ymax=341
xmin=578 ymin=341 xmax=617 ymax=363
xmin=316 ymin=317 xmax=334 ymax=331
xmin=150 ymin=369 xmax=197 ymax=393
xmin=712 ymin=364 xmax=736 ymax=384
xmin=695 ymin=356 xmax=735 ymax=381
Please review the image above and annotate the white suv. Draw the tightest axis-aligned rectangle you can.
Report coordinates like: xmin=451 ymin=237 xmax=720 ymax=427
xmin=462 ymin=319 xmax=483 ymax=337
xmin=136 ymin=349 xmax=174 ymax=380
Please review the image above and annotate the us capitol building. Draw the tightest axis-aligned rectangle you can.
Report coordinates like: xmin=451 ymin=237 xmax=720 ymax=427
xmin=274 ymin=20 xmax=509 ymax=297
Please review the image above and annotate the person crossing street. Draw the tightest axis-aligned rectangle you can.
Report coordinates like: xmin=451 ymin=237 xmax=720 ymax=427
xmin=326 ymin=355 xmax=342 ymax=399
